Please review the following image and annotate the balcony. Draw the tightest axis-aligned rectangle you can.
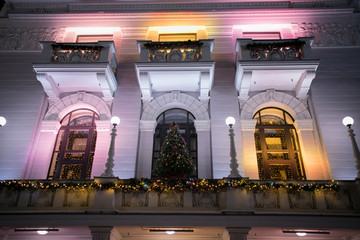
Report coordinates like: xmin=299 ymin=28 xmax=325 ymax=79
xmin=33 ymin=41 xmax=118 ymax=104
xmin=0 ymin=179 xmax=358 ymax=216
xmin=235 ymin=38 xmax=319 ymax=106
xmin=135 ymin=40 xmax=215 ymax=104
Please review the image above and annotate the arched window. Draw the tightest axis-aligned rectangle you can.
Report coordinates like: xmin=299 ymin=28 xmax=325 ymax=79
xmin=48 ymin=109 xmax=99 ymax=180
xmin=152 ymin=108 xmax=197 ymax=177
xmin=253 ymin=108 xmax=305 ymax=180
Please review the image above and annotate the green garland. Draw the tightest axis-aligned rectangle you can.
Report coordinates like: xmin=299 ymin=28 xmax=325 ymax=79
xmin=51 ymin=44 xmax=103 ymax=51
xmin=245 ymin=40 xmax=306 ymax=51
xmin=144 ymin=40 xmax=203 ymax=50
xmin=0 ymin=179 xmax=340 ymax=193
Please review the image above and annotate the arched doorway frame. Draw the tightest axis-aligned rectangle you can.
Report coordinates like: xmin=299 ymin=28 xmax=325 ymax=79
xmin=137 ymin=92 xmax=211 ymax=178
xmin=240 ymin=90 xmax=330 ymax=180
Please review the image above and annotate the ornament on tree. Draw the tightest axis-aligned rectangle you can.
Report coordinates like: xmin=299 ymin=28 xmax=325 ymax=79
xmin=155 ymin=122 xmax=195 ymax=178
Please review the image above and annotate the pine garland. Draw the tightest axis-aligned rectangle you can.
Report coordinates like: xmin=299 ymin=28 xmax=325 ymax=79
xmin=0 ymin=179 xmax=340 ymax=193
xmin=144 ymin=40 xmax=203 ymax=50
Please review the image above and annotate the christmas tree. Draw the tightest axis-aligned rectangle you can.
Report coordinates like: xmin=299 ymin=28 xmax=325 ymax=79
xmin=155 ymin=122 xmax=195 ymax=178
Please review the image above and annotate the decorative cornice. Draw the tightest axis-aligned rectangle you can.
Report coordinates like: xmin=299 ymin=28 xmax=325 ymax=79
xmin=8 ymin=8 xmax=355 ymax=20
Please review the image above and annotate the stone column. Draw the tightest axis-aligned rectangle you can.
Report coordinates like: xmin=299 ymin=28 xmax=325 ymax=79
xmin=136 ymin=120 xmax=156 ymax=178
xmin=24 ymin=120 xmax=61 ymax=178
xmin=92 ymin=120 xmax=111 ymax=177
xmin=194 ymin=120 xmax=212 ymax=178
xmin=240 ymin=119 xmax=258 ymax=179
xmin=226 ymin=227 xmax=251 ymax=240
xmin=294 ymin=119 xmax=329 ymax=180
xmin=89 ymin=226 xmax=113 ymax=240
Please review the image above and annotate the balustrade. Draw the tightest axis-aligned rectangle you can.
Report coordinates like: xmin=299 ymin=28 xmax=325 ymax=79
xmin=0 ymin=179 xmax=357 ymax=214
xmin=137 ymin=40 xmax=214 ymax=62
xmin=236 ymin=38 xmax=314 ymax=61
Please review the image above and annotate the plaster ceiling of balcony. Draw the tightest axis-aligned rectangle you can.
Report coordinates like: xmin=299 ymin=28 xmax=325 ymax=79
xmin=250 ymin=70 xmax=303 ymax=92
xmin=1 ymin=226 xmax=360 ymax=239
xmin=149 ymin=71 xmax=200 ymax=92
xmin=47 ymin=72 xmax=101 ymax=93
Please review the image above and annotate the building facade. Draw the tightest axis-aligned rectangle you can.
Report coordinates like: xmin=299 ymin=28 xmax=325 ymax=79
xmin=0 ymin=0 xmax=360 ymax=239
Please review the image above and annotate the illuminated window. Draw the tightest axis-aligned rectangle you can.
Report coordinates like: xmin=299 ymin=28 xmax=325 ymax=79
xmin=253 ymin=108 xmax=305 ymax=180
xmin=48 ymin=109 xmax=98 ymax=180
xmin=152 ymin=109 xmax=197 ymax=177
xmin=77 ymin=35 xmax=113 ymax=43
xmin=158 ymin=33 xmax=197 ymax=42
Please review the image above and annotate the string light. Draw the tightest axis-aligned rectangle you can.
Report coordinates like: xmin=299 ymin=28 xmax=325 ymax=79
xmin=0 ymin=179 xmax=339 ymax=193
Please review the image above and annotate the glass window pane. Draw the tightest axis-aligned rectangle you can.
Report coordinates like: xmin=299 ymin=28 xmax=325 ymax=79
xmin=269 ymin=165 xmax=292 ymax=180
xmin=285 ymin=112 xmax=294 ymax=124
xmin=54 ymin=130 xmax=65 ymax=151
xmin=91 ymin=131 xmax=97 ymax=151
xmin=60 ymin=164 xmax=83 ymax=180
xmin=254 ymin=129 xmax=261 ymax=150
xmin=164 ymin=109 xmax=188 ymax=124
xmin=264 ymin=129 xmax=287 ymax=150
xmin=66 ymin=130 xmax=89 ymax=151
xmin=87 ymin=153 xmax=94 ymax=178
xmin=260 ymin=108 xmax=285 ymax=125
xmin=256 ymin=153 xmax=265 ymax=179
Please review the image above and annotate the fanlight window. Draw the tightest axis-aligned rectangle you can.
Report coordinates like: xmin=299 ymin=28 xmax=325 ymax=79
xmin=48 ymin=109 xmax=99 ymax=180
xmin=152 ymin=108 xmax=197 ymax=177
xmin=253 ymin=108 xmax=305 ymax=180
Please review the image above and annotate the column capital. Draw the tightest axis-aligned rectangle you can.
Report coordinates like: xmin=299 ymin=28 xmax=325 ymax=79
xmin=226 ymin=227 xmax=251 ymax=240
xmin=40 ymin=120 xmax=61 ymax=134
xmin=240 ymin=119 xmax=257 ymax=131
xmin=294 ymin=119 xmax=314 ymax=131
xmin=194 ymin=119 xmax=211 ymax=131
xmin=89 ymin=226 xmax=113 ymax=240
xmin=139 ymin=120 xmax=157 ymax=132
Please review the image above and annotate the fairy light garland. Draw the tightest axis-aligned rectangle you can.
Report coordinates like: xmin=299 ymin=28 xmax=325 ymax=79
xmin=0 ymin=179 xmax=340 ymax=193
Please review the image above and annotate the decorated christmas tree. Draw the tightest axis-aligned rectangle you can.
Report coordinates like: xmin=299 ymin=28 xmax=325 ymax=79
xmin=155 ymin=122 xmax=195 ymax=178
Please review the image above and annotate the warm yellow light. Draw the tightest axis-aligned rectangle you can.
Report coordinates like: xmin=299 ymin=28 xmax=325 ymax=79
xmin=149 ymin=26 xmax=205 ymax=34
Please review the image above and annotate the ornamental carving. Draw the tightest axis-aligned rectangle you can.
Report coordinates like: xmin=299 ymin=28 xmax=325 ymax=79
xmin=149 ymin=48 xmax=201 ymax=62
xmin=288 ymin=191 xmax=315 ymax=209
xmin=246 ymin=40 xmax=305 ymax=61
xmin=297 ymin=23 xmax=360 ymax=47
xmin=52 ymin=49 xmax=101 ymax=63
xmin=192 ymin=192 xmax=219 ymax=208
xmin=0 ymin=28 xmax=58 ymax=50
xmin=324 ymin=190 xmax=353 ymax=210
xmin=253 ymin=189 xmax=280 ymax=208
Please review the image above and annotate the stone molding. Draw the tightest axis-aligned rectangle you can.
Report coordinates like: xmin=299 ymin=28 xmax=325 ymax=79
xmin=94 ymin=120 xmax=111 ymax=132
xmin=39 ymin=120 xmax=61 ymax=134
xmin=241 ymin=91 xmax=311 ymax=120
xmin=240 ymin=119 xmax=257 ymax=131
xmin=139 ymin=120 xmax=157 ymax=132
xmin=44 ymin=92 xmax=111 ymax=121
xmin=7 ymin=1 xmax=355 ymax=15
xmin=294 ymin=119 xmax=314 ymax=131
xmin=194 ymin=120 xmax=211 ymax=131
xmin=141 ymin=92 xmax=209 ymax=121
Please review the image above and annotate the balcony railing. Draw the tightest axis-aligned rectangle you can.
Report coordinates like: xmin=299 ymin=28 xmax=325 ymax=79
xmin=38 ymin=41 xmax=117 ymax=69
xmin=137 ymin=40 xmax=214 ymax=62
xmin=236 ymin=38 xmax=314 ymax=61
xmin=0 ymin=179 xmax=357 ymax=214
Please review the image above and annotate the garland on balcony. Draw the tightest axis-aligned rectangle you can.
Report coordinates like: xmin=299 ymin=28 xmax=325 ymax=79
xmin=144 ymin=40 xmax=203 ymax=50
xmin=245 ymin=40 xmax=306 ymax=50
xmin=0 ymin=178 xmax=340 ymax=193
xmin=51 ymin=44 xmax=103 ymax=51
